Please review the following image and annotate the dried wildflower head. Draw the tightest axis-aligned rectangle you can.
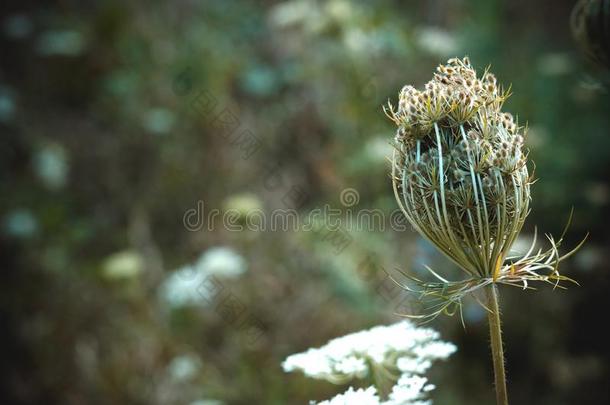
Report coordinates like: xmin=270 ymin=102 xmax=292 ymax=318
xmin=385 ymin=57 xmax=584 ymax=320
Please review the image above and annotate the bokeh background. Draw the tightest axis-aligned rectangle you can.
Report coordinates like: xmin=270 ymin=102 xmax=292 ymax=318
xmin=2 ymin=1 xmax=609 ymax=404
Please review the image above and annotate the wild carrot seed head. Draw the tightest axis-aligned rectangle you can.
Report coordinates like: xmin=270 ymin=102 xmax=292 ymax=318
xmin=386 ymin=57 xmax=530 ymax=277
xmin=385 ymin=57 xmax=583 ymax=323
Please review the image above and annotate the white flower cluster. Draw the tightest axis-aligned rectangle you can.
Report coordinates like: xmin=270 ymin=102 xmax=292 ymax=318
xmin=283 ymin=321 xmax=455 ymax=404
xmin=386 ymin=375 xmax=434 ymax=405
xmin=315 ymin=387 xmax=380 ymax=405
xmin=160 ymin=246 xmax=247 ymax=308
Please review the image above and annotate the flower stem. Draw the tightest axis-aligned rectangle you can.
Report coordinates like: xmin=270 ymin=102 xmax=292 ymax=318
xmin=486 ymin=284 xmax=509 ymax=405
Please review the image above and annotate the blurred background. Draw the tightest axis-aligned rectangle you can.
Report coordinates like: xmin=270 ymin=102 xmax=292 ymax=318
xmin=1 ymin=0 xmax=609 ymax=404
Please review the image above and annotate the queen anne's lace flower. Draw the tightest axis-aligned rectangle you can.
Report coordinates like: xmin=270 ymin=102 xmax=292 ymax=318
xmin=387 ymin=375 xmax=434 ymax=405
xmin=283 ymin=321 xmax=454 ymax=382
xmin=314 ymin=377 xmax=435 ymax=405
xmin=315 ymin=387 xmax=380 ymax=405
xmin=283 ymin=321 xmax=455 ymax=404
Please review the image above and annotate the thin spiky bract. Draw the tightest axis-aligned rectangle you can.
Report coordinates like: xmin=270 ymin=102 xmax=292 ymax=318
xmin=386 ymin=57 xmax=583 ymax=321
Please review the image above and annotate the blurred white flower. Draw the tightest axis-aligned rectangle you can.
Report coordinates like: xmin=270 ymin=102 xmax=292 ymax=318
xmin=143 ymin=108 xmax=175 ymax=135
xmin=268 ymin=0 xmax=355 ymax=35
xmin=160 ymin=247 xmax=246 ymax=308
xmin=344 ymin=27 xmax=370 ymax=53
xmin=326 ymin=0 xmax=354 ymax=22
xmin=537 ymin=52 xmax=573 ymax=76
xmin=168 ymin=353 xmax=201 ymax=381
xmin=102 ymin=250 xmax=144 ymax=280
xmin=3 ymin=209 xmax=38 ymax=238
xmin=365 ymin=136 xmax=393 ymax=166
xmin=160 ymin=267 xmax=204 ymax=307
xmin=268 ymin=0 xmax=319 ymax=28
xmin=0 ymin=86 xmax=15 ymax=122
xmin=37 ymin=30 xmax=85 ymax=56
xmin=196 ymin=247 xmax=247 ymax=277
xmin=223 ymin=193 xmax=263 ymax=223
xmin=33 ymin=143 xmax=69 ymax=190
xmin=415 ymin=27 xmax=459 ymax=57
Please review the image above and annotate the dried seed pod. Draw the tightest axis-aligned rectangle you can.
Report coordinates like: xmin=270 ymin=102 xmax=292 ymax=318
xmin=386 ymin=58 xmax=583 ymax=326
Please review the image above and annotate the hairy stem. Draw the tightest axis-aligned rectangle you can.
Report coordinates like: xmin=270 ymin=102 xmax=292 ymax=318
xmin=486 ymin=284 xmax=509 ymax=405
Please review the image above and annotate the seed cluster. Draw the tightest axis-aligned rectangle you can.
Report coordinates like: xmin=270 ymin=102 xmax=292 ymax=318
xmin=387 ymin=57 xmax=532 ymax=277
